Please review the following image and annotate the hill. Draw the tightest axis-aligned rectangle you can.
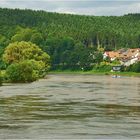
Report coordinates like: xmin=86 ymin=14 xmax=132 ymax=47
xmin=0 ymin=8 xmax=140 ymax=70
xmin=0 ymin=8 xmax=140 ymax=49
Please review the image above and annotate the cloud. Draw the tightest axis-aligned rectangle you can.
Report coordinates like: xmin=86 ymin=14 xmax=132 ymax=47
xmin=0 ymin=0 xmax=140 ymax=16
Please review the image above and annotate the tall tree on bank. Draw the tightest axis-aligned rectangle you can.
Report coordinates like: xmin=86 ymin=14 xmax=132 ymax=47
xmin=3 ymin=41 xmax=50 ymax=82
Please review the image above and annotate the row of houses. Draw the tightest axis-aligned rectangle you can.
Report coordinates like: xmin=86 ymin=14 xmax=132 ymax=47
xmin=103 ymin=48 xmax=140 ymax=66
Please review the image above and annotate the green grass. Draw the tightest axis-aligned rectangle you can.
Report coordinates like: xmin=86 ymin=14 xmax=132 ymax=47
xmin=1 ymin=69 xmax=140 ymax=84
xmin=49 ymin=70 xmax=140 ymax=77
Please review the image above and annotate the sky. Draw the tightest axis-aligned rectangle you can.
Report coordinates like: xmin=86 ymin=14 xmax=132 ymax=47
xmin=0 ymin=0 xmax=140 ymax=16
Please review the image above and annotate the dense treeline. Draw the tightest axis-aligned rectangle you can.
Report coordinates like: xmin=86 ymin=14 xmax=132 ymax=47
xmin=0 ymin=8 xmax=140 ymax=71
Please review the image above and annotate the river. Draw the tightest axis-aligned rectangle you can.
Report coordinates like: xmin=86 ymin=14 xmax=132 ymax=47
xmin=0 ymin=74 xmax=140 ymax=139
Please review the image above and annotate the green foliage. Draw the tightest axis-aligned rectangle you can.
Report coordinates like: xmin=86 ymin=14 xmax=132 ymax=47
xmin=11 ymin=28 xmax=33 ymax=42
xmin=6 ymin=60 xmax=40 ymax=83
xmin=49 ymin=42 xmax=95 ymax=71
xmin=94 ymin=52 xmax=103 ymax=64
xmin=93 ymin=63 xmax=112 ymax=72
xmin=11 ymin=28 xmax=44 ymax=45
xmin=3 ymin=41 xmax=50 ymax=82
xmin=111 ymin=59 xmax=121 ymax=65
xmin=126 ymin=62 xmax=140 ymax=73
xmin=30 ymin=33 xmax=44 ymax=45
xmin=0 ymin=34 xmax=7 ymax=46
xmin=29 ymin=59 xmax=48 ymax=77
xmin=3 ymin=41 xmax=50 ymax=66
xmin=0 ymin=8 xmax=140 ymax=51
xmin=0 ymin=8 xmax=140 ymax=73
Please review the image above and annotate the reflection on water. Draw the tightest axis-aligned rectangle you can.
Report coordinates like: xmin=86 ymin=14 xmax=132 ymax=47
xmin=0 ymin=74 xmax=140 ymax=139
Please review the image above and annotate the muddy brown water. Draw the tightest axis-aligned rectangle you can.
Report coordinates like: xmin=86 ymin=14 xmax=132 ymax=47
xmin=0 ymin=74 xmax=140 ymax=139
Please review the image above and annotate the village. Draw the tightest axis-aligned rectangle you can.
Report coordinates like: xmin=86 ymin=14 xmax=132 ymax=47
xmin=103 ymin=48 xmax=140 ymax=66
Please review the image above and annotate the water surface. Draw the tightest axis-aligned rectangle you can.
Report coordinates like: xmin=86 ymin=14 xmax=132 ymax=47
xmin=0 ymin=74 xmax=140 ymax=139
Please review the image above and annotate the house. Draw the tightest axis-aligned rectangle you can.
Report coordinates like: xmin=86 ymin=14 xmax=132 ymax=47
xmin=103 ymin=51 xmax=120 ymax=61
xmin=103 ymin=48 xmax=140 ymax=66
xmin=121 ymin=48 xmax=140 ymax=66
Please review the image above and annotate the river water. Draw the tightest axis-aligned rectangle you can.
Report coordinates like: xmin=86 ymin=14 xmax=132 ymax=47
xmin=0 ymin=74 xmax=140 ymax=139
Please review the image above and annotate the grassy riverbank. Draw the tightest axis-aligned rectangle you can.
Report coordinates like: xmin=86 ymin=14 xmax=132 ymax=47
xmin=49 ymin=70 xmax=140 ymax=77
xmin=1 ymin=70 xmax=140 ymax=85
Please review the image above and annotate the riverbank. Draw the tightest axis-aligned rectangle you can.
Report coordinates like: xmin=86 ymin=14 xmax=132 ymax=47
xmin=49 ymin=70 xmax=140 ymax=77
xmin=1 ymin=70 xmax=140 ymax=85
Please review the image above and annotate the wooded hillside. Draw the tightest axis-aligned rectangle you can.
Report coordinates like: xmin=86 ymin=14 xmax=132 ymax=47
xmin=0 ymin=8 xmax=140 ymax=70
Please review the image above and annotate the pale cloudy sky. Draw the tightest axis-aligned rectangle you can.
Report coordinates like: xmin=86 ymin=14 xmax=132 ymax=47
xmin=0 ymin=0 xmax=140 ymax=16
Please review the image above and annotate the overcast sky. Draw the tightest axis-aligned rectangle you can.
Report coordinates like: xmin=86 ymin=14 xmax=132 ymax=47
xmin=0 ymin=0 xmax=140 ymax=16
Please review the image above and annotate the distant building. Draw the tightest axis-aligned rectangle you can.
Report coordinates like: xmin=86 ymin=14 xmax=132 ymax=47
xmin=103 ymin=48 xmax=140 ymax=66
xmin=103 ymin=51 xmax=119 ymax=61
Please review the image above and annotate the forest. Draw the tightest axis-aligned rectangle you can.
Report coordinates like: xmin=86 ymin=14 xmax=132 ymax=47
xmin=0 ymin=8 xmax=140 ymax=83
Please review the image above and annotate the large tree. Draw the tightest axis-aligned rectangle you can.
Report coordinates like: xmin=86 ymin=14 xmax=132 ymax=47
xmin=3 ymin=41 xmax=50 ymax=82
xmin=3 ymin=41 xmax=50 ymax=66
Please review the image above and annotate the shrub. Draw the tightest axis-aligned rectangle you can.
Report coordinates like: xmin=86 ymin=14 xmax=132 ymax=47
xmin=126 ymin=62 xmax=140 ymax=72
xmin=93 ymin=63 xmax=112 ymax=72
xmin=131 ymin=62 xmax=140 ymax=72
xmin=6 ymin=60 xmax=40 ymax=83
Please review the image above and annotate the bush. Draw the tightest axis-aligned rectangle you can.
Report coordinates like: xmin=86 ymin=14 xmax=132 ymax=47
xmin=6 ymin=60 xmax=40 ymax=83
xmin=127 ymin=62 xmax=140 ymax=72
xmin=93 ymin=63 xmax=112 ymax=72
xmin=132 ymin=62 xmax=140 ymax=72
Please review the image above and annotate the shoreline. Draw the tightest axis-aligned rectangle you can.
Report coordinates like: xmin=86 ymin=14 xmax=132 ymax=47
xmin=49 ymin=71 xmax=140 ymax=77
xmin=1 ymin=71 xmax=140 ymax=85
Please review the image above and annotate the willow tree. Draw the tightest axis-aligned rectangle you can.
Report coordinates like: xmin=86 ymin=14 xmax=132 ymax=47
xmin=3 ymin=41 xmax=50 ymax=65
xmin=3 ymin=41 xmax=50 ymax=82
